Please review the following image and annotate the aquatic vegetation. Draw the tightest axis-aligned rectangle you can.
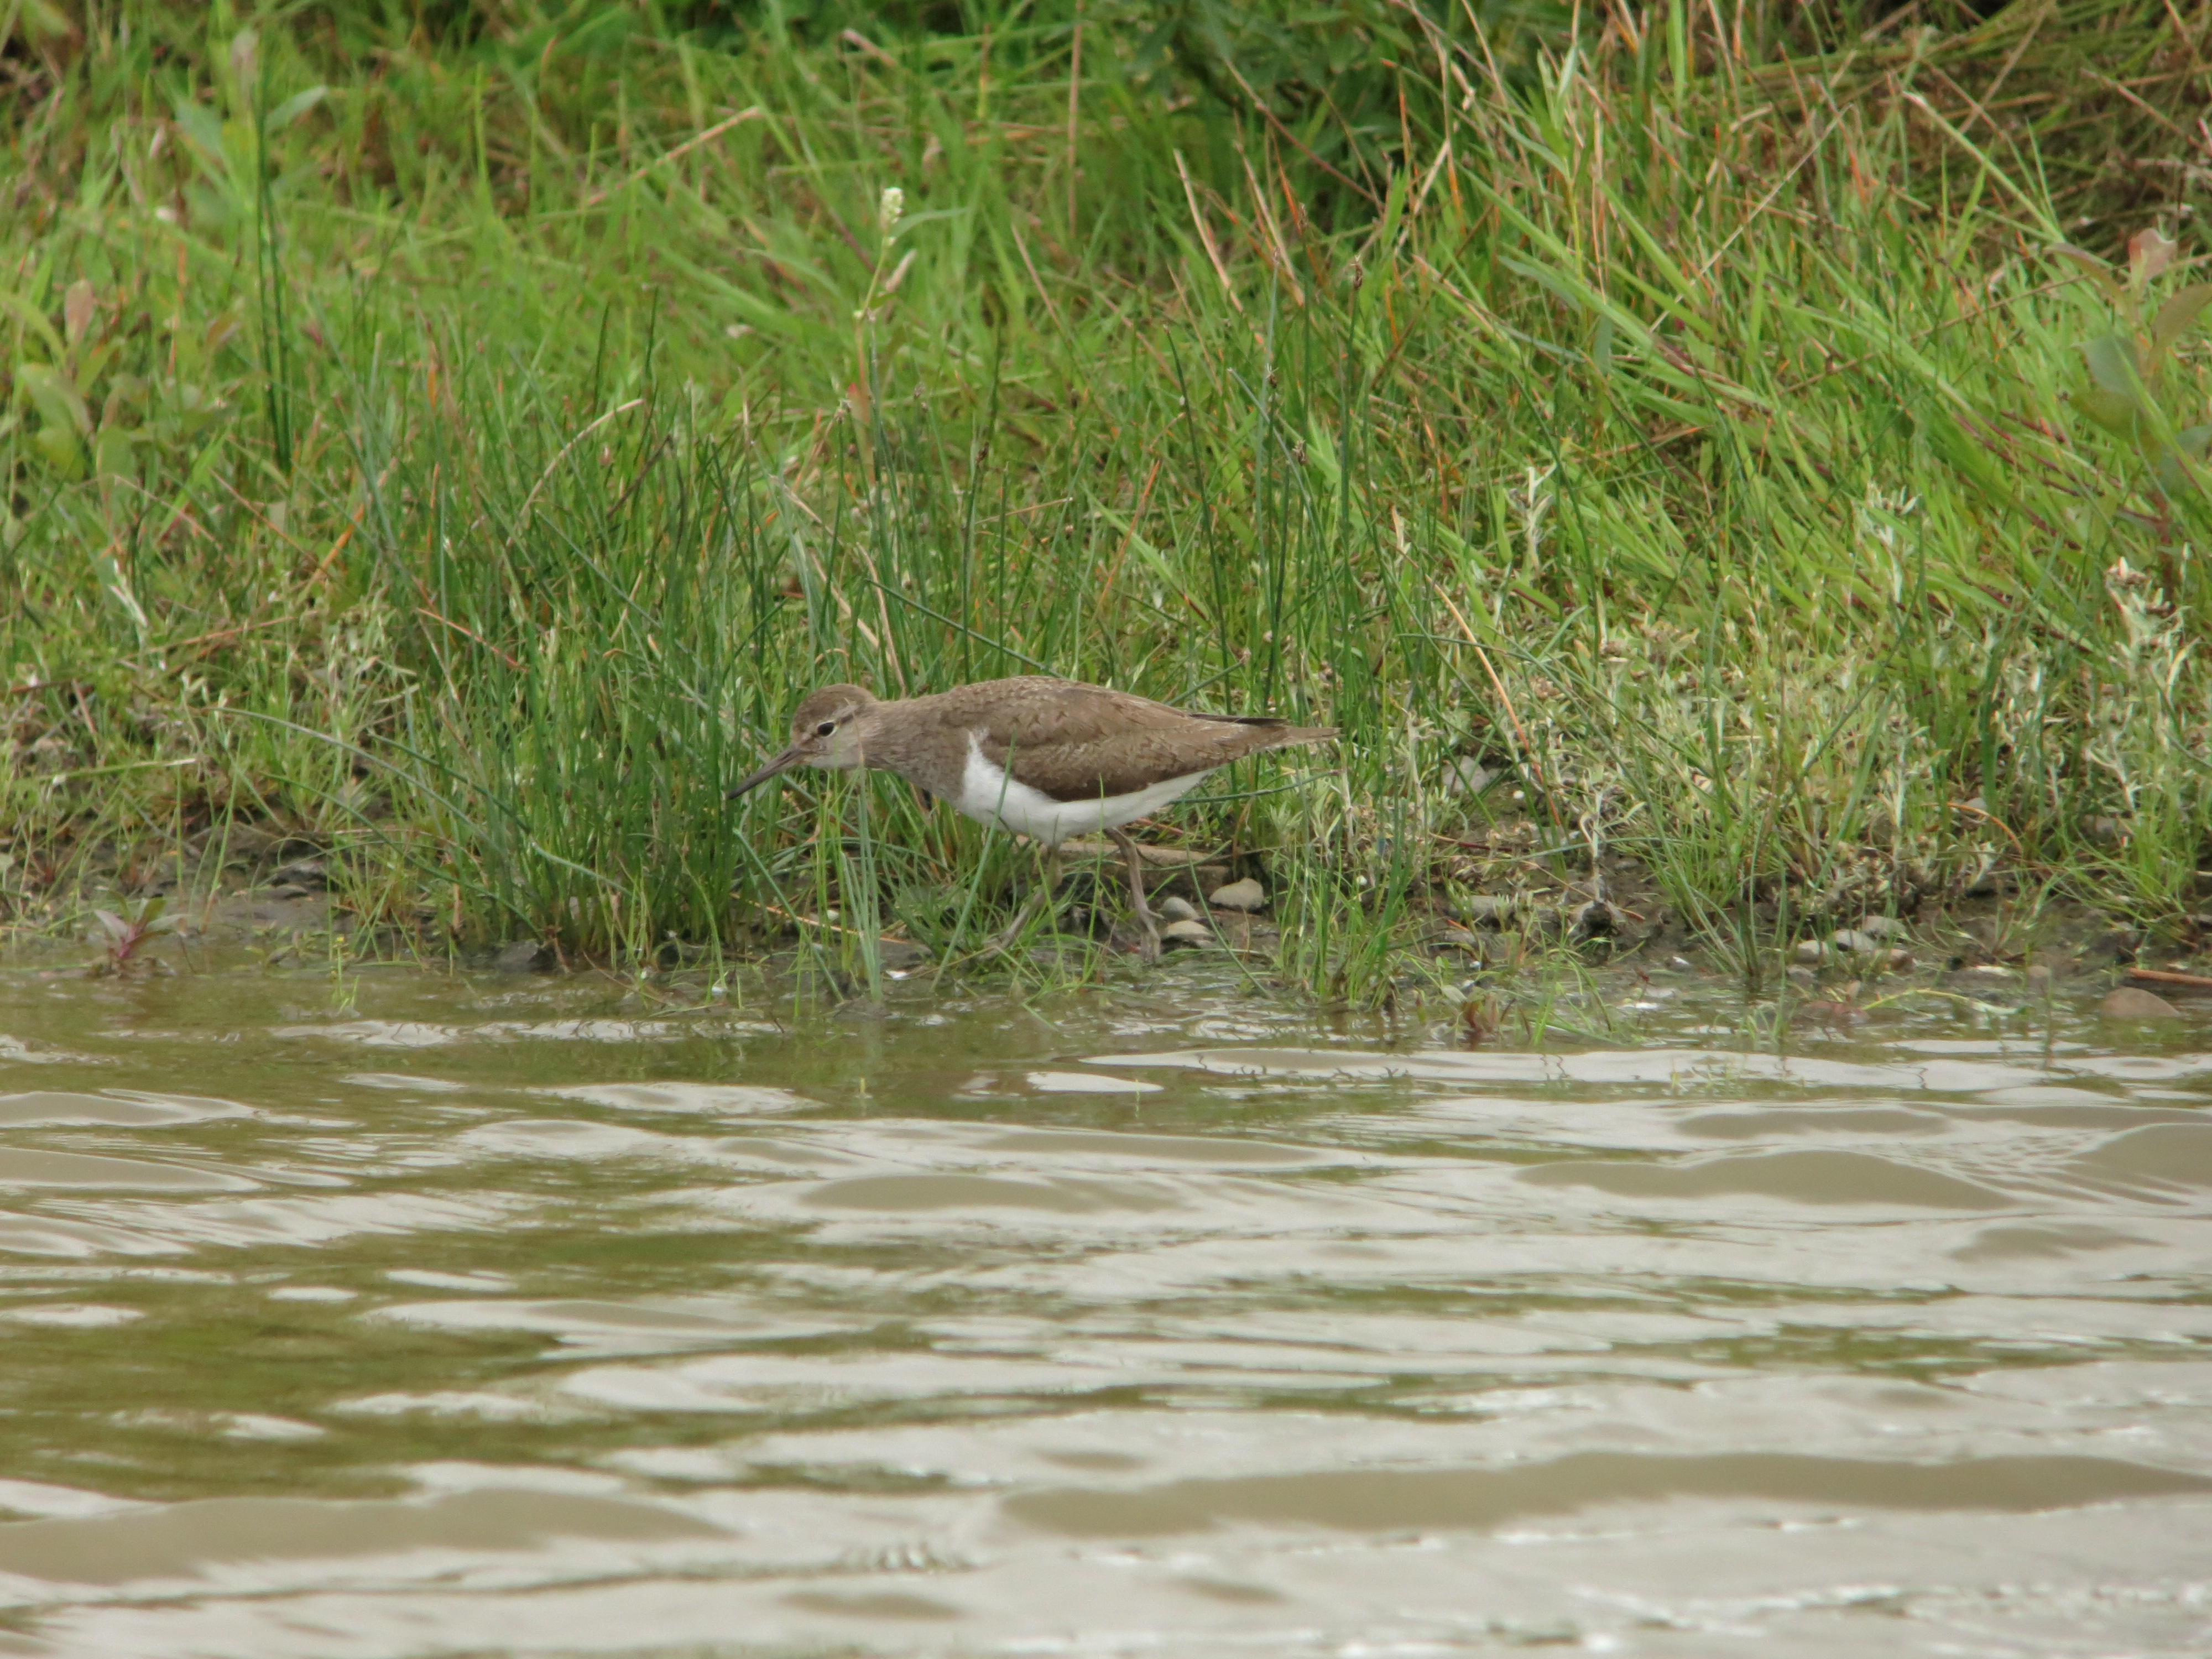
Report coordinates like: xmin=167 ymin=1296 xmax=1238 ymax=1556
xmin=3 ymin=1 xmax=2209 ymax=1000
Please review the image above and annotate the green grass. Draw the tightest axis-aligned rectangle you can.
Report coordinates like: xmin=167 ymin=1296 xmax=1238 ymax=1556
xmin=4 ymin=0 xmax=2209 ymax=1000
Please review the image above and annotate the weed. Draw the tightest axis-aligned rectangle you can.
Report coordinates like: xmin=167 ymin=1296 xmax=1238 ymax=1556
xmin=3 ymin=2 xmax=2209 ymax=1004
xmin=86 ymin=894 xmax=175 ymax=974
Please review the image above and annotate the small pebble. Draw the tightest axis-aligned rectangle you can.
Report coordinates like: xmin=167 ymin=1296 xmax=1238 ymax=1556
xmin=2086 ymin=930 xmax=2143 ymax=964
xmin=1159 ymin=897 xmax=1198 ymax=922
xmin=2100 ymin=986 xmax=2181 ymax=1020
xmin=493 ymin=939 xmax=554 ymax=973
xmin=199 ymin=823 xmax=279 ymax=858
xmin=1160 ymin=919 xmax=1213 ymax=947
xmin=1793 ymin=940 xmax=1830 ymax=964
xmin=1878 ymin=948 xmax=1914 ymax=972
xmin=1855 ymin=915 xmax=1908 ymax=941
xmin=1441 ymin=758 xmax=1496 ymax=797
xmin=1571 ymin=900 xmax=1621 ymax=939
xmin=1829 ymin=928 xmax=1880 ymax=954
xmin=1798 ymin=999 xmax=1866 ymax=1026
xmin=1668 ymin=955 xmax=1695 ymax=972
xmin=1208 ymin=878 xmax=1266 ymax=911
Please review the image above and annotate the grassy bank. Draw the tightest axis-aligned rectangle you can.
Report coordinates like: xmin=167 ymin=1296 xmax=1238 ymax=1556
xmin=4 ymin=0 xmax=2210 ymax=1000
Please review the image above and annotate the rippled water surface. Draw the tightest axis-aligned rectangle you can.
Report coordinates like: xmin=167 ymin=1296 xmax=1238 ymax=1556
xmin=1 ymin=952 xmax=2209 ymax=1657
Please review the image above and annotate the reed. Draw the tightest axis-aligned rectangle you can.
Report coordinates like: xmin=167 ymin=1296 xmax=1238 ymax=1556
xmin=3 ymin=1 xmax=2208 ymax=1001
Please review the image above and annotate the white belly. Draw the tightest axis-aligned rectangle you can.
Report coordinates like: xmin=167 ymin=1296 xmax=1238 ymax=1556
xmin=954 ymin=735 xmax=1211 ymax=844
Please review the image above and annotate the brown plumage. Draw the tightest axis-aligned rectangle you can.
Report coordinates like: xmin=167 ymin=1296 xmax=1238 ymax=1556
xmin=883 ymin=676 xmax=1331 ymax=802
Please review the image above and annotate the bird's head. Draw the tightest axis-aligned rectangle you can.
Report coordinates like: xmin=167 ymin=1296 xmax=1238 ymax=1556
xmin=727 ymin=684 xmax=876 ymax=797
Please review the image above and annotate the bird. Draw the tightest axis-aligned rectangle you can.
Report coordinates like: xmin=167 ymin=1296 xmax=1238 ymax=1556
xmin=727 ymin=675 xmax=1335 ymax=956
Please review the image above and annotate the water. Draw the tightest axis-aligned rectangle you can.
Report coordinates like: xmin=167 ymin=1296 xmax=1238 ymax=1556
xmin=1 ymin=950 xmax=2209 ymax=1657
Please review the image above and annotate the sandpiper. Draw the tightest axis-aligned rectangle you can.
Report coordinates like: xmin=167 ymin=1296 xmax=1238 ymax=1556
xmin=728 ymin=675 xmax=1335 ymax=956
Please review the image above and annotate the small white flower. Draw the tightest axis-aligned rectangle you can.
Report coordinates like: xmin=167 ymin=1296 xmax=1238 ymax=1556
xmin=879 ymin=186 xmax=905 ymax=234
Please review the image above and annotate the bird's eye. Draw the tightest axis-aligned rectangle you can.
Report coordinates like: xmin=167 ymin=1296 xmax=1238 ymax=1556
xmin=814 ymin=721 xmax=837 ymax=738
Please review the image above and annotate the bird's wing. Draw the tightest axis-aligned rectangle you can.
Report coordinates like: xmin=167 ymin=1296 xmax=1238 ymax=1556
xmin=935 ymin=679 xmax=1330 ymax=802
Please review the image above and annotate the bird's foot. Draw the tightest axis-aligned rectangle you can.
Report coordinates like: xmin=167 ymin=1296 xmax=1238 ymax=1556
xmin=1104 ymin=827 xmax=1165 ymax=964
xmin=987 ymin=891 xmax=1050 ymax=954
xmin=1107 ymin=925 xmax=1163 ymax=962
xmin=1127 ymin=901 xmax=1165 ymax=964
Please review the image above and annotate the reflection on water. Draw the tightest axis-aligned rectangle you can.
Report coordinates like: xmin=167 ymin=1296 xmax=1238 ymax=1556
xmin=0 ymin=954 xmax=2208 ymax=1656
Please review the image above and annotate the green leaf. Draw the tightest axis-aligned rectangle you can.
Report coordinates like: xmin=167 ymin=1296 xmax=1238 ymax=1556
xmin=2048 ymin=243 xmax=2131 ymax=313
xmin=2129 ymin=226 xmax=2178 ymax=289
xmin=62 ymin=280 xmax=95 ymax=345
xmin=265 ymin=85 xmax=328 ymax=131
xmin=101 ymin=374 xmax=149 ymax=427
xmin=10 ymin=0 xmax=72 ymax=44
xmin=228 ymin=28 xmax=259 ymax=90
xmin=1301 ymin=417 xmax=1342 ymax=492
xmin=1921 ymin=404 xmax=2012 ymax=506
xmin=171 ymin=98 xmax=228 ymax=165
xmin=33 ymin=424 xmax=83 ymax=477
xmin=93 ymin=426 xmax=137 ymax=478
xmin=0 ymin=286 xmax=66 ymax=357
xmin=2080 ymin=333 xmax=2146 ymax=403
xmin=15 ymin=361 xmax=90 ymax=432
xmin=2147 ymin=283 xmax=2212 ymax=376
xmin=1374 ymin=166 xmax=1411 ymax=265
xmin=2072 ymin=388 xmax=2143 ymax=435
xmin=2155 ymin=437 xmax=2209 ymax=494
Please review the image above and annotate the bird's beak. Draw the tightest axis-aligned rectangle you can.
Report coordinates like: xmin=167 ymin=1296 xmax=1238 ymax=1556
xmin=727 ymin=745 xmax=806 ymax=799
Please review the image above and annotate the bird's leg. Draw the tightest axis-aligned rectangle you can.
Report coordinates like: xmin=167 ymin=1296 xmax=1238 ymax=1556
xmin=1105 ymin=826 xmax=1164 ymax=962
xmin=988 ymin=843 xmax=1062 ymax=953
